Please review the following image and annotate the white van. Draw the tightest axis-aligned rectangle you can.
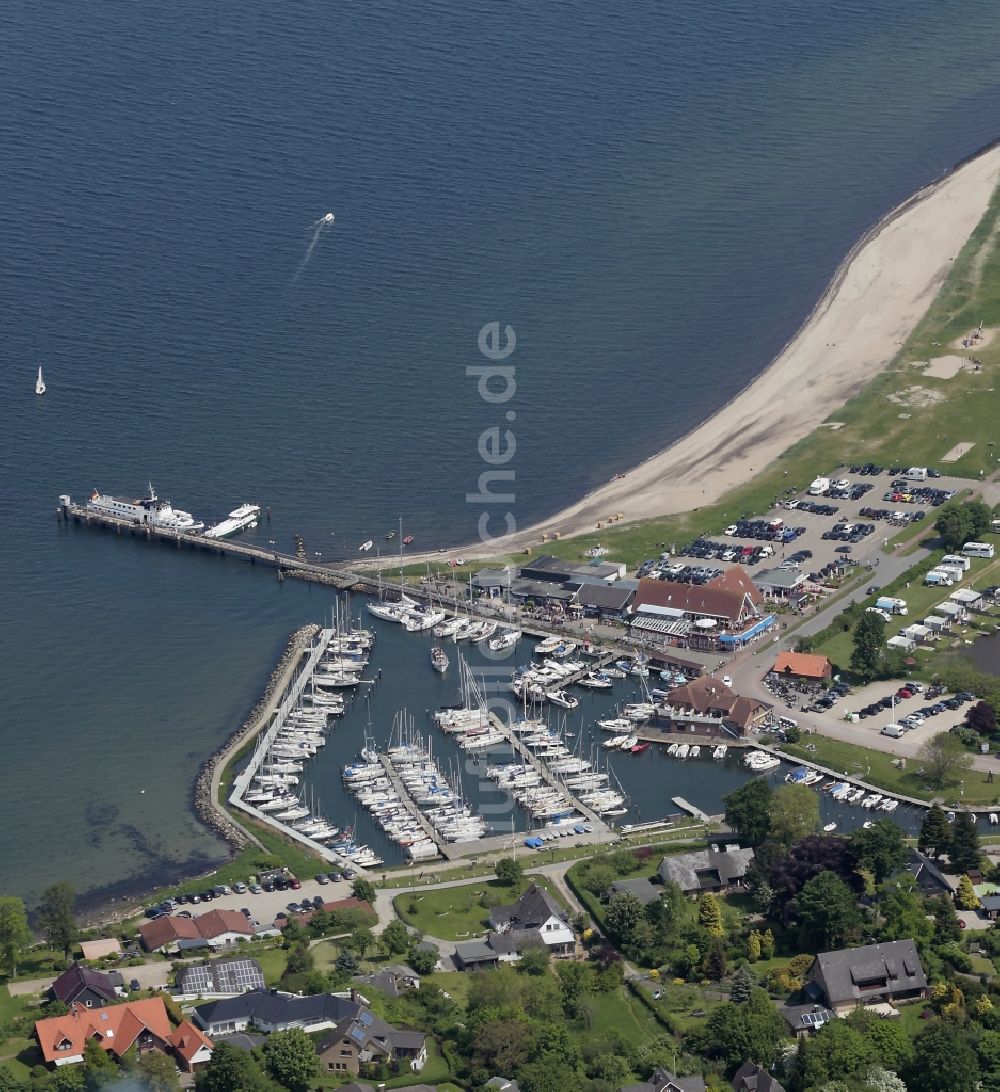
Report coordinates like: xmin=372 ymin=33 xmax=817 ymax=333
xmin=904 ymin=467 xmax=928 ymax=481
xmin=881 ymin=724 xmax=905 ymax=738
xmin=963 ymin=542 xmax=996 ymax=559
xmin=808 ymin=477 xmax=830 ymax=495
xmin=941 ymin=554 xmax=971 ymax=572
xmin=924 ymin=571 xmax=953 ymax=587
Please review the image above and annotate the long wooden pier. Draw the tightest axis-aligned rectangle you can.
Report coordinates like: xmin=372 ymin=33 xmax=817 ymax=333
xmin=376 ymin=755 xmax=445 ymax=856
xmin=483 ymin=711 xmax=607 ymax=829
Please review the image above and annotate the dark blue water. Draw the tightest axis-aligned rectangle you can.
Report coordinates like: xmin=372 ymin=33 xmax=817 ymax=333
xmin=2 ymin=0 xmax=999 ymax=902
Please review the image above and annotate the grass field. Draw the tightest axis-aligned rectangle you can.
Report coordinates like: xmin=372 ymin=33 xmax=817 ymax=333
xmin=782 ymin=735 xmax=1000 ymax=806
xmin=579 ymin=986 xmax=662 ymax=1042
xmin=392 ymin=876 xmax=563 ymax=942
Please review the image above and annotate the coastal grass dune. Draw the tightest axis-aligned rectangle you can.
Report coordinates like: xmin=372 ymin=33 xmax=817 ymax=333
xmin=396 ymin=144 xmax=1000 ymax=575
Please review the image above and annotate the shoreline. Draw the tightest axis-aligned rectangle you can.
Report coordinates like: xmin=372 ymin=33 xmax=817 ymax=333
xmin=440 ymin=138 xmax=1000 ymax=561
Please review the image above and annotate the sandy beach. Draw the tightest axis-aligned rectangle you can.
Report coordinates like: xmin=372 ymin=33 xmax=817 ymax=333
xmin=441 ymin=142 xmax=1000 ymax=560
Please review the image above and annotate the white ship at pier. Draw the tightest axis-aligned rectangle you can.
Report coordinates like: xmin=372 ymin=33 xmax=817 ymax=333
xmin=85 ymin=484 xmax=204 ymax=532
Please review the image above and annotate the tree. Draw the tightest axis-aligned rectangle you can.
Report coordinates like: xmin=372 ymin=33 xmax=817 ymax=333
xmin=407 ymin=945 xmax=438 ymax=975
xmin=262 ymin=1028 xmax=319 ymax=1092
xmin=851 ymin=612 xmax=887 ymax=681
xmin=864 ymin=1068 xmax=907 ymax=1092
xmin=875 ymin=880 xmax=934 ymax=949
xmin=605 ymin=891 xmax=644 ymax=947
xmin=730 ymin=964 xmax=755 ymax=1003
xmin=37 ymin=882 xmax=77 ymax=959
xmin=555 ymin=960 xmax=591 ymax=1019
xmin=380 ymin=918 xmax=411 ymax=956
xmin=350 ymin=925 xmax=375 ymax=959
xmin=977 ymin=1029 xmax=1000 ymax=1092
xmin=136 ymin=1050 xmax=182 ymax=1091
xmin=918 ymin=805 xmax=952 ymax=859
xmin=967 ymin=699 xmax=997 ymax=736
xmin=704 ymin=936 xmax=727 ymax=980
xmin=793 ymin=871 xmax=862 ymax=949
xmin=517 ymin=945 xmax=550 ymax=975
xmin=935 ymin=504 xmax=975 ymax=552
xmin=929 ymin=896 xmax=962 ymax=947
xmin=581 ymin=863 xmax=616 ymax=896
xmin=703 ymin=988 xmax=787 ymax=1073
xmin=949 ymin=811 xmax=981 ymax=873
xmin=0 ymin=1066 xmax=25 ymax=1092
xmin=284 ymin=940 xmax=314 ymax=975
xmin=351 ymin=877 xmax=376 ymax=904
xmin=905 ymin=1021 xmax=979 ymax=1092
xmin=917 ymin=732 xmax=974 ymax=789
xmin=0 ymin=897 xmax=30 ymax=976
xmin=862 ymin=1018 xmax=913 ymax=1074
xmin=724 ymin=779 xmax=773 ymax=844
xmin=195 ymin=1041 xmax=273 ymax=1092
xmin=747 ymin=931 xmax=762 ymax=962
xmin=769 ymin=836 xmax=862 ymax=922
xmin=849 ymin=821 xmax=908 ymax=883
xmin=761 ymin=929 xmax=775 ymax=959
xmin=956 ymin=873 xmax=979 ymax=910
xmin=699 ymin=892 xmax=724 ymax=937
xmin=770 ymin=783 xmax=820 ymax=847
xmin=798 ymin=1020 xmax=876 ymax=1089
xmin=495 ymin=857 xmax=523 ymax=887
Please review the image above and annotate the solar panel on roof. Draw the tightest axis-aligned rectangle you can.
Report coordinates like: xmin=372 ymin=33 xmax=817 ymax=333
xmin=360 ymin=1011 xmax=374 ymax=1026
xmin=350 ymin=1026 xmax=366 ymax=1043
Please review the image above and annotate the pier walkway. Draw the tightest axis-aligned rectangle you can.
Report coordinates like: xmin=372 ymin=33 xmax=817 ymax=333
xmin=377 ymin=755 xmax=444 ymax=856
xmin=483 ymin=711 xmax=608 ymax=830
xmin=228 ymin=628 xmax=374 ymax=875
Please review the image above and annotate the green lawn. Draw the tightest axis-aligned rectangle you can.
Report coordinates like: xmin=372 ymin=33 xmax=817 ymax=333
xmin=393 ymin=877 xmax=564 ymax=942
xmin=0 ymin=987 xmax=40 ymax=1081
xmin=578 ymin=985 xmax=662 ymax=1042
xmin=253 ymin=945 xmax=289 ymax=986
xmin=783 ymin=735 xmax=1000 ymax=806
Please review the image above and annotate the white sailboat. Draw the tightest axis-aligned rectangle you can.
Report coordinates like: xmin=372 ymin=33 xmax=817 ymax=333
xmin=35 ymin=366 xmax=46 ymax=396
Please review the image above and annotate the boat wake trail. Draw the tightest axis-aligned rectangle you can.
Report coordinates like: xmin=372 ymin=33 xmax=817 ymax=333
xmin=291 ymin=212 xmax=335 ymax=284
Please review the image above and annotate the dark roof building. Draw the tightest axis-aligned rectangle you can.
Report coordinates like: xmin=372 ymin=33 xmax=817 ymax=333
xmin=904 ymin=848 xmax=953 ymax=898
xmin=622 ymin=1065 xmax=706 ymax=1091
xmin=176 ymin=957 xmax=265 ymax=997
xmin=193 ymin=989 xmax=361 ymax=1037
xmin=779 ymin=1003 xmax=836 ymax=1038
xmin=352 ymin=965 xmax=421 ymax=999
xmin=50 ymin=963 xmax=123 ymax=1008
xmin=518 ymin=556 xmax=576 ymax=584
xmin=315 ymin=1002 xmax=427 ymax=1077
xmin=808 ymin=940 xmax=928 ymax=1015
xmin=455 ymin=885 xmax=575 ymax=971
xmin=659 ymin=847 xmax=754 ymax=894
xmin=732 ymin=1063 xmax=786 ymax=1091
xmin=610 ymin=878 xmax=661 ymax=905
xmin=573 ymin=582 xmax=635 ymax=617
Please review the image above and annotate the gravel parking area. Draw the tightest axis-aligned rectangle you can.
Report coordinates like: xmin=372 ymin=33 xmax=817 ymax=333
xmin=149 ymin=874 xmax=361 ymax=931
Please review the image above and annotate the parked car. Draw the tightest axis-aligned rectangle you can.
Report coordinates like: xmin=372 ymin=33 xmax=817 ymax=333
xmin=249 ymin=883 xmax=263 ymax=894
xmin=315 ymin=873 xmax=330 ymax=885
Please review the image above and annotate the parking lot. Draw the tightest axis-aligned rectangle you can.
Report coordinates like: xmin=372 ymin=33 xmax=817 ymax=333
xmin=638 ymin=465 xmax=969 ymax=594
xmin=772 ymin=676 xmax=976 ymax=753
xmin=144 ymin=870 xmax=361 ymax=932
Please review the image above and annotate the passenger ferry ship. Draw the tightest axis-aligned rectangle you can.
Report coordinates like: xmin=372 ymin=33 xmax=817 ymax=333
xmin=86 ymin=484 xmax=204 ymax=532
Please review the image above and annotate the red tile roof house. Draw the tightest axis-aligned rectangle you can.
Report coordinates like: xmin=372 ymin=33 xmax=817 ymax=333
xmin=168 ymin=1020 xmax=214 ymax=1072
xmin=35 ymin=998 xmax=174 ymax=1067
xmin=138 ymin=908 xmax=260 ymax=954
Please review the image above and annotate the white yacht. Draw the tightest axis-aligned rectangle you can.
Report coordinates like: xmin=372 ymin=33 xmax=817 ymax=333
xmin=86 ymin=484 xmax=204 ymax=532
xmin=488 ymin=628 xmax=521 ymax=651
xmin=204 ymin=503 xmax=261 ymax=540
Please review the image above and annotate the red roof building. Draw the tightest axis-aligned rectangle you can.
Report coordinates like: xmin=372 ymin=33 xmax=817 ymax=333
xmin=35 ymin=998 xmax=172 ymax=1067
xmin=168 ymin=1020 xmax=214 ymax=1071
